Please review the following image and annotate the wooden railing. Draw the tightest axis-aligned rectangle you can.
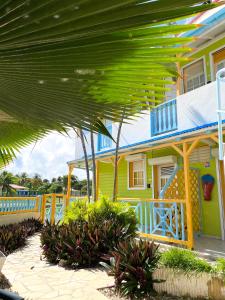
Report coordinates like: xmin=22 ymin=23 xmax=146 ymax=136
xmin=151 ymin=99 xmax=177 ymax=136
xmin=0 ymin=196 xmax=39 ymax=215
xmin=118 ymin=198 xmax=188 ymax=247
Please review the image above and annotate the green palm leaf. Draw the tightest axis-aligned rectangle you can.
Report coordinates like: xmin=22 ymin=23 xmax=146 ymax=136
xmin=0 ymin=0 xmax=219 ymax=165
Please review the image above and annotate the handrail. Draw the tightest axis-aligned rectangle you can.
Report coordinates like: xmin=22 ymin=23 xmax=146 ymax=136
xmin=159 ymin=166 xmax=179 ymax=199
xmin=0 ymin=196 xmax=37 ymax=200
xmin=118 ymin=198 xmax=186 ymax=204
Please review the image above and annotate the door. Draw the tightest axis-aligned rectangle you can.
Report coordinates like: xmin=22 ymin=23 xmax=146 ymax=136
xmin=158 ymin=164 xmax=175 ymax=197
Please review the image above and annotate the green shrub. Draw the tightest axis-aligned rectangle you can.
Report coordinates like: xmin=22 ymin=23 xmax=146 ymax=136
xmin=41 ymin=218 xmax=134 ymax=268
xmin=160 ymin=247 xmax=212 ymax=274
xmin=63 ymin=196 xmax=137 ymax=237
xmin=101 ymin=239 xmax=160 ymax=298
xmin=0 ymin=218 xmax=42 ymax=255
xmin=214 ymin=258 xmax=225 ymax=276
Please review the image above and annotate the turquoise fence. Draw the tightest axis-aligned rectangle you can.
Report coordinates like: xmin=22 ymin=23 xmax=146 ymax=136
xmin=0 ymin=196 xmax=39 ymax=214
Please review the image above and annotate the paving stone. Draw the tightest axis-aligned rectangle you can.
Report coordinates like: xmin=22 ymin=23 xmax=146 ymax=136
xmin=2 ymin=234 xmax=113 ymax=300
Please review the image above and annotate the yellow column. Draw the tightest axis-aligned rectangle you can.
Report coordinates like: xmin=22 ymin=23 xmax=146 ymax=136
xmin=35 ymin=196 xmax=39 ymax=212
xmin=50 ymin=194 xmax=56 ymax=225
xmin=41 ymin=194 xmax=46 ymax=223
xmin=66 ymin=165 xmax=74 ymax=207
xmin=96 ymin=160 xmax=99 ymax=201
xmin=183 ymin=142 xmax=194 ymax=249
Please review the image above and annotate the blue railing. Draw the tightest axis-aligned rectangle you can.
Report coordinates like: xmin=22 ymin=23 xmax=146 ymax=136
xmin=151 ymin=99 xmax=177 ymax=136
xmin=0 ymin=197 xmax=39 ymax=214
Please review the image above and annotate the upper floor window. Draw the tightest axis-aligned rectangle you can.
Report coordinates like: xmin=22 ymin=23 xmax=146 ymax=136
xmin=128 ymin=159 xmax=146 ymax=189
xmin=183 ymin=59 xmax=206 ymax=93
xmin=97 ymin=120 xmax=112 ymax=151
xmin=213 ymin=47 xmax=225 ymax=78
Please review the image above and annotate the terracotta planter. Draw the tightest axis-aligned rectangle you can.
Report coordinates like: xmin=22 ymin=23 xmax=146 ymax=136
xmin=153 ymin=268 xmax=225 ymax=300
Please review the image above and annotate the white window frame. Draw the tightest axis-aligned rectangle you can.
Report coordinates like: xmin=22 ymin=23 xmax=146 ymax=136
xmin=127 ymin=157 xmax=147 ymax=190
xmin=158 ymin=164 xmax=175 ymax=194
xmin=210 ymin=45 xmax=225 ymax=81
xmin=181 ymin=56 xmax=207 ymax=94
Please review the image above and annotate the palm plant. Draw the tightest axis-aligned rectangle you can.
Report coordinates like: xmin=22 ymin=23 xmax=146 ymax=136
xmin=0 ymin=1 xmax=219 ymax=165
xmin=0 ymin=171 xmax=16 ymax=196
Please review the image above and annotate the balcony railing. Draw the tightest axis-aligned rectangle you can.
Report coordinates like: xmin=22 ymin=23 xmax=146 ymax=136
xmin=151 ymin=99 xmax=177 ymax=136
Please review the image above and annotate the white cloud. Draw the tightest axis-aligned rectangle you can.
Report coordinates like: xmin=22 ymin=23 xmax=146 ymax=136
xmin=6 ymin=131 xmax=86 ymax=180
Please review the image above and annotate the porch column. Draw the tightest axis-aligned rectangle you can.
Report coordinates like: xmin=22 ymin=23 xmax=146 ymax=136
xmin=96 ymin=160 xmax=99 ymax=201
xmin=183 ymin=142 xmax=194 ymax=249
xmin=66 ymin=164 xmax=74 ymax=207
xmin=218 ymin=160 xmax=225 ymax=226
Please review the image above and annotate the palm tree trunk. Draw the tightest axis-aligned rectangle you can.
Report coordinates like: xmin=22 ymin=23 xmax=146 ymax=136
xmin=90 ymin=131 xmax=97 ymax=202
xmin=112 ymin=112 xmax=124 ymax=201
xmin=79 ymin=129 xmax=91 ymax=202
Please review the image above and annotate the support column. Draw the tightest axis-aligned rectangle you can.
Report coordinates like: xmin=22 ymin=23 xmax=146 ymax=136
xmin=41 ymin=194 xmax=46 ymax=223
xmin=219 ymin=160 xmax=225 ymax=229
xmin=50 ymin=194 xmax=56 ymax=225
xmin=96 ymin=160 xmax=99 ymax=201
xmin=183 ymin=142 xmax=194 ymax=249
xmin=66 ymin=165 xmax=74 ymax=207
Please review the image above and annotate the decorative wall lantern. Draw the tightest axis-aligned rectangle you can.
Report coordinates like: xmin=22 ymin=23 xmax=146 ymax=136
xmin=201 ymin=174 xmax=214 ymax=201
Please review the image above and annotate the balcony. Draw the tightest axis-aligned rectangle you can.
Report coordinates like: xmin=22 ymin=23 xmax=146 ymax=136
xmin=151 ymin=99 xmax=177 ymax=136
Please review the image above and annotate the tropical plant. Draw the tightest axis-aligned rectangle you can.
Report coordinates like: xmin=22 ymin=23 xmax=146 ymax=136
xmin=0 ymin=171 xmax=16 ymax=196
xmin=63 ymin=197 xmax=137 ymax=236
xmin=0 ymin=1 xmax=218 ymax=165
xmin=41 ymin=217 xmax=134 ymax=268
xmin=0 ymin=218 xmax=42 ymax=255
xmin=160 ymin=247 xmax=212 ymax=274
xmin=101 ymin=239 xmax=160 ymax=298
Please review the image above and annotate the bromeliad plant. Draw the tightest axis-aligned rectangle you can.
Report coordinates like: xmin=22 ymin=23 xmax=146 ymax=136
xmin=0 ymin=218 xmax=42 ymax=255
xmin=101 ymin=239 xmax=160 ymax=298
xmin=41 ymin=218 xmax=134 ymax=268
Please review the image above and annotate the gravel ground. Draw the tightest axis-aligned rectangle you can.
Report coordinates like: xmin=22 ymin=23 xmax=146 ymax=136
xmin=99 ymin=287 xmax=206 ymax=300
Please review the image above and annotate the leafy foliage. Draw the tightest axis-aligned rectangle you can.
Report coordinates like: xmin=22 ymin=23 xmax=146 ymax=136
xmin=0 ymin=1 xmax=218 ymax=165
xmin=41 ymin=218 xmax=134 ymax=268
xmin=101 ymin=239 xmax=160 ymax=298
xmin=214 ymin=258 xmax=225 ymax=277
xmin=63 ymin=197 xmax=137 ymax=236
xmin=160 ymin=247 xmax=212 ymax=274
xmin=0 ymin=218 xmax=42 ymax=255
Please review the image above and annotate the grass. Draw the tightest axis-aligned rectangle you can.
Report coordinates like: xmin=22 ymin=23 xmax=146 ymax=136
xmin=160 ymin=248 xmax=213 ymax=274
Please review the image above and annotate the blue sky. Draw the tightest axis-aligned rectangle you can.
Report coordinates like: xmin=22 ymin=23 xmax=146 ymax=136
xmin=6 ymin=131 xmax=86 ymax=180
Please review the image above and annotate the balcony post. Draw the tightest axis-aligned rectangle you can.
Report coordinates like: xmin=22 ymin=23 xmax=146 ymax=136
xmin=66 ymin=164 xmax=74 ymax=207
xmin=183 ymin=142 xmax=194 ymax=249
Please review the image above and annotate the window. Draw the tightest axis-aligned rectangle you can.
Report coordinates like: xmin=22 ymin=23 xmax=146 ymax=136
xmin=158 ymin=165 xmax=175 ymax=192
xmin=183 ymin=59 xmax=205 ymax=93
xmin=128 ymin=159 xmax=145 ymax=189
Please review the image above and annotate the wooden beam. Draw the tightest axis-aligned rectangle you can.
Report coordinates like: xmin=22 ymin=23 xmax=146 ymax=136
xmin=187 ymin=138 xmax=200 ymax=156
xmin=171 ymin=144 xmax=183 ymax=157
xmin=183 ymin=142 xmax=194 ymax=249
xmin=210 ymin=135 xmax=219 ymax=144
xmin=218 ymin=160 xmax=225 ymax=226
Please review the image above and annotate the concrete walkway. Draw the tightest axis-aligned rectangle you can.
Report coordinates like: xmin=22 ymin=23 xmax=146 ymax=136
xmin=2 ymin=234 xmax=113 ymax=300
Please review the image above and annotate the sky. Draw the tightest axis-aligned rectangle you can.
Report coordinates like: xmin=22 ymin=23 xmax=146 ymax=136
xmin=6 ymin=131 xmax=86 ymax=180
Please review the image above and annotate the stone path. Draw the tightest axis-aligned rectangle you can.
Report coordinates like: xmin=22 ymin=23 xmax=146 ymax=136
xmin=2 ymin=234 xmax=113 ymax=300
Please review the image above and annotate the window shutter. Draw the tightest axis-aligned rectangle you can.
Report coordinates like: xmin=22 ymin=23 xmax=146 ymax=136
xmin=189 ymin=146 xmax=210 ymax=163
xmin=183 ymin=59 xmax=205 ymax=92
xmin=160 ymin=166 xmax=175 ymax=177
xmin=129 ymin=162 xmax=134 ymax=188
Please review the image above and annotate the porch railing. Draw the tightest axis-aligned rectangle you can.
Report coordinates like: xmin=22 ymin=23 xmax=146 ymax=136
xmin=0 ymin=196 xmax=39 ymax=215
xmin=118 ymin=198 xmax=188 ymax=247
xmin=151 ymin=99 xmax=177 ymax=136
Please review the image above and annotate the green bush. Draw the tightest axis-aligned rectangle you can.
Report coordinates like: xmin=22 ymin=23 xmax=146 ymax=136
xmin=41 ymin=218 xmax=134 ymax=268
xmin=160 ymin=247 xmax=212 ymax=274
xmin=101 ymin=239 xmax=160 ymax=298
xmin=0 ymin=218 xmax=42 ymax=255
xmin=214 ymin=258 xmax=225 ymax=276
xmin=63 ymin=196 xmax=137 ymax=236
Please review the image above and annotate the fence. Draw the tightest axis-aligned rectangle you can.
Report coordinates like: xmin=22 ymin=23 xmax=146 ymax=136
xmin=118 ymin=198 xmax=188 ymax=247
xmin=0 ymin=196 xmax=39 ymax=215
